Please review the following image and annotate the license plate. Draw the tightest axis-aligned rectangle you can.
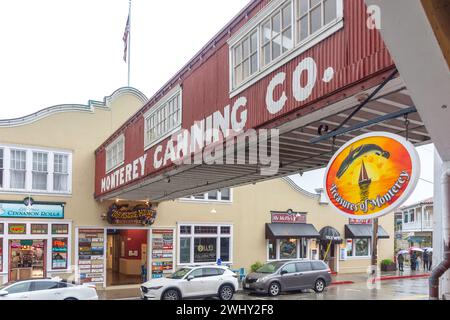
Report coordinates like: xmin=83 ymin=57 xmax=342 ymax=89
xmin=245 ymin=284 xmax=250 ymax=288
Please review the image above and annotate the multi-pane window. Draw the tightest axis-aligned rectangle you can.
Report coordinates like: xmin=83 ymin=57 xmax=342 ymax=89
xmin=179 ymin=224 xmax=232 ymax=264
xmin=181 ymin=188 xmax=232 ymax=202
xmin=230 ymin=0 xmax=341 ymax=91
xmin=297 ymin=0 xmax=338 ymax=42
xmin=10 ymin=150 xmax=26 ymax=189
xmin=261 ymin=2 xmax=293 ymax=66
xmin=106 ymin=135 xmax=124 ymax=172
xmin=233 ymin=31 xmax=258 ymax=87
xmin=32 ymin=152 xmax=48 ymax=190
xmin=144 ymin=90 xmax=182 ymax=148
xmin=54 ymin=154 xmax=69 ymax=192
xmin=0 ymin=149 xmax=3 ymax=188
xmin=345 ymin=239 xmax=371 ymax=257
xmin=0 ymin=145 xmax=72 ymax=194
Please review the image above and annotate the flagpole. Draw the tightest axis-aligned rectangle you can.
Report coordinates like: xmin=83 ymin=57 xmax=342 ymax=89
xmin=127 ymin=0 xmax=131 ymax=87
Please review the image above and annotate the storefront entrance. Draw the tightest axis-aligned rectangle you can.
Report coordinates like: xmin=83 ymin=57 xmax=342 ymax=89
xmin=106 ymin=229 xmax=148 ymax=286
xmin=9 ymin=239 xmax=46 ymax=281
xmin=320 ymin=243 xmax=338 ymax=272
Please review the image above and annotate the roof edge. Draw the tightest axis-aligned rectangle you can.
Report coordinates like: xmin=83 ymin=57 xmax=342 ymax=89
xmin=0 ymin=87 xmax=148 ymax=128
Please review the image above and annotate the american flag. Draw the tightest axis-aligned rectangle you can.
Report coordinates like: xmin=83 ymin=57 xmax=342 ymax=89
xmin=123 ymin=14 xmax=130 ymax=62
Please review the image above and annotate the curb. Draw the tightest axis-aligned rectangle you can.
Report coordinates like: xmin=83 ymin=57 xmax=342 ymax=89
xmin=377 ymin=274 xmax=430 ymax=281
xmin=330 ymin=281 xmax=355 ymax=285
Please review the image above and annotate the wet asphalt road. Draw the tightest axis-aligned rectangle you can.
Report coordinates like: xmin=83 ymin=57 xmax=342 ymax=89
xmin=120 ymin=277 xmax=429 ymax=300
xmin=233 ymin=278 xmax=429 ymax=300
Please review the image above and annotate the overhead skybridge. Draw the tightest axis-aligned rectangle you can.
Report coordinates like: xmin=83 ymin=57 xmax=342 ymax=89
xmin=94 ymin=0 xmax=431 ymax=203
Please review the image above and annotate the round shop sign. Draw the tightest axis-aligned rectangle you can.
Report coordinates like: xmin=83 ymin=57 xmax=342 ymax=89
xmin=324 ymin=132 xmax=420 ymax=219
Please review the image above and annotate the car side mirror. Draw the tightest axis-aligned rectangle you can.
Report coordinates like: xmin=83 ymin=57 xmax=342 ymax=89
xmin=280 ymin=270 xmax=288 ymax=276
xmin=187 ymin=275 xmax=194 ymax=281
xmin=0 ymin=290 xmax=8 ymax=297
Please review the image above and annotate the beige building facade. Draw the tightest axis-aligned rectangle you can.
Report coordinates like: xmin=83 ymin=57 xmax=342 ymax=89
xmin=0 ymin=88 xmax=394 ymax=288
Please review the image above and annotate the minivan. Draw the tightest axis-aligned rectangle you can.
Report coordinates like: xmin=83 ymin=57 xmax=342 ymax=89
xmin=243 ymin=260 xmax=332 ymax=296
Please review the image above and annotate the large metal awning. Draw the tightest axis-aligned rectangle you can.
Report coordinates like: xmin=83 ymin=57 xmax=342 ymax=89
xmin=100 ymin=77 xmax=431 ymax=202
xmin=345 ymin=224 xmax=390 ymax=239
xmin=265 ymin=223 xmax=320 ymax=239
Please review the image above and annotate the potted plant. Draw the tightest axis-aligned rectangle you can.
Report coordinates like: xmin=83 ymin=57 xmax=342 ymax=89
xmin=380 ymin=259 xmax=397 ymax=272
xmin=251 ymin=261 xmax=263 ymax=273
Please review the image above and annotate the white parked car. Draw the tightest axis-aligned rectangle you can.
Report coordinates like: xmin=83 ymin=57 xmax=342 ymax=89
xmin=140 ymin=265 xmax=239 ymax=300
xmin=0 ymin=279 xmax=98 ymax=300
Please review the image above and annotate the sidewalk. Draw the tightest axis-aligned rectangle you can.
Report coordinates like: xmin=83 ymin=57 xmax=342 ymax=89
xmin=97 ymin=285 xmax=141 ymax=300
xmin=331 ymin=268 xmax=430 ymax=285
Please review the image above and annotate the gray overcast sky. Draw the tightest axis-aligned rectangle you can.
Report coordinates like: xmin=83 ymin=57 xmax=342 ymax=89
xmin=0 ymin=0 xmax=433 ymax=204
xmin=0 ymin=0 xmax=249 ymax=119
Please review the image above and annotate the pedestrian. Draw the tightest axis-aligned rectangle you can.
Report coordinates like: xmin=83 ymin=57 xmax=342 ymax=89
xmin=428 ymin=252 xmax=433 ymax=271
xmin=423 ymin=251 xmax=429 ymax=271
xmin=410 ymin=252 xmax=417 ymax=271
xmin=398 ymin=253 xmax=404 ymax=272
xmin=416 ymin=254 xmax=421 ymax=271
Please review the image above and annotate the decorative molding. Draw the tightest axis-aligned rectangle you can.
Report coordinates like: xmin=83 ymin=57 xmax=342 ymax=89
xmin=282 ymin=176 xmax=320 ymax=200
xmin=0 ymin=87 xmax=148 ymax=128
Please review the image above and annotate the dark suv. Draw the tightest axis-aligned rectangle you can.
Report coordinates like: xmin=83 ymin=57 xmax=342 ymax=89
xmin=243 ymin=260 xmax=332 ymax=296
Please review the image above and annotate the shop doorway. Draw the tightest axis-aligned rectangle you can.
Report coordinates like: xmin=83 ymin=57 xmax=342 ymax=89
xmin=9 ymin=240 xmax=46 ymax=281
xmin=106 ymin=229 xmax=148 ymax=286
xmin=320 ymin=243 xmax=338 ymax=273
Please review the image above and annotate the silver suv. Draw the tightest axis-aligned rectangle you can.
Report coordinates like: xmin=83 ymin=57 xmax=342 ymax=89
xmin=243 ymin=260 xmax=332 ymax=296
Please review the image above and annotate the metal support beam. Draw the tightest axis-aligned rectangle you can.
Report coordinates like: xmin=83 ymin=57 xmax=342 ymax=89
xmin=310 ymin=107 xmax=417 ymax=144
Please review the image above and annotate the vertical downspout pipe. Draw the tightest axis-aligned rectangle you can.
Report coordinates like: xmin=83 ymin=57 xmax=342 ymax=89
xmin=429 ymin=169 xmax=450 ymax=300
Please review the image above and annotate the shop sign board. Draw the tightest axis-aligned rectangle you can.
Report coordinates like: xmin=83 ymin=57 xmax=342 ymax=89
xmin=0 ymin=199 xmax=64 ymax=219
xmin=107 ymin=204 xmax=156 ymax=226
xmin=271 ymin=209 xmax=307 ymax=224
xmin=324 ymin=132 xmax=420 ymax=220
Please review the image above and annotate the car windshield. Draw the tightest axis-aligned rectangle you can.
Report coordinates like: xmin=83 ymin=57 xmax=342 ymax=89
xmin=167 ymin=268 xmax=192 ymax=279
xmin=256 ymin=261 xmax=286 ymax=274
xmin=0 ymin=282 xmax=15 ymax=291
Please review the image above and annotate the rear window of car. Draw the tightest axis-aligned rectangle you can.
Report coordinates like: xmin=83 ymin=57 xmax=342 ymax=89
xmin=311 ymin=261 xmax=328 ymax=270
xmin=295 ymin=262 xmax=312 ymax=272
xmin=202 ymin=268 xmax=225 ymax=277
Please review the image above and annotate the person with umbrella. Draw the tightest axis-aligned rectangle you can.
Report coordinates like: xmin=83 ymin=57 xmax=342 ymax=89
xmin=423 ymin=250 xmax=429 ymax=271
xmin=410 ymin=251 xmax=417 ymax=271
xmin=397 ymin=250 xmax=406 ymax=272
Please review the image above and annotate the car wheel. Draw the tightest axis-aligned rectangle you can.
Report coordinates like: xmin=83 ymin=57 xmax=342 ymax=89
xmin=314 ymin=279 xmax=326 ymax=293
xmin=162 ymin=289 xmax=180 ymax=300
xmin=268 ymin=282 xmax=281 ymax=297
xmin=218 ymin=284 xmax=234 ymax=301
xmin=64 ymin=297 xmax=78 ymax=301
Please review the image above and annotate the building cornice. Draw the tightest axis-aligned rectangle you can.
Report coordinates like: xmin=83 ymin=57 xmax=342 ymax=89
xmin=0 ymin=87 xmax=148 ymax=128
xmin=282 ymin=177 xmax=321 ymax=200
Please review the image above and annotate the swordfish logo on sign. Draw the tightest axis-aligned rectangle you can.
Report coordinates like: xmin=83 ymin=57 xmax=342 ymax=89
xmin=324 ymin=132 xmax=420 ymax=219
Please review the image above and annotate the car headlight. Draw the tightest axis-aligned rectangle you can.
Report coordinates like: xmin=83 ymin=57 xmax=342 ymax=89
xmin=147 ymin=286 xmax=163 ymax=290
xmin=256 ymin=277 xmax=267 ymax=283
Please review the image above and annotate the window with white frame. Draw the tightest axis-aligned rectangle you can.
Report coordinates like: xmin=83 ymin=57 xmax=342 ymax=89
xmin=230 ymin=0 xmax=342 ymax=91
xmin=345 ymin=238 xmax=371 ymax=258
xmin=233 ymin=30 xmax=258 ymax=87
xmin=0 ymin=149 xmax=3 ymax=188
xmin=181 ymin=188 xmax=232 ymax=202
xmin=0 ymin=145 xmax=72 ymax=194
xmin=106 ymin=135 xmax=124 ymax=173
xmin=297 ymin=0 xmax=338 ymax=42
xmin=54 ymin=154 xmax=69 ymax=192
xmin=261 ymin=2 xmax=293 ymax=66
xmin=267 ymin=238 xmax=308 ymax=260
xmin=10 ymin=149 xmax=27 ymax=189
xmin=144 ymin=89 xmax=182 ymax=148
xmin=178 ymin=224 xmax=232 ymax=264
xmin=32 ymin=152 xmax=48 ymax=190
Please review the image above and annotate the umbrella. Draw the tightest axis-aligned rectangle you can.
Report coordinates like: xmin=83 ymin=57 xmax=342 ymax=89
xmin=397 ymin=250 xmax=408 ymax=255
xmin=423 ymin=247 xmax=433 ymax=252
xmin=409 ymin=247 xmax=424 ymax=252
